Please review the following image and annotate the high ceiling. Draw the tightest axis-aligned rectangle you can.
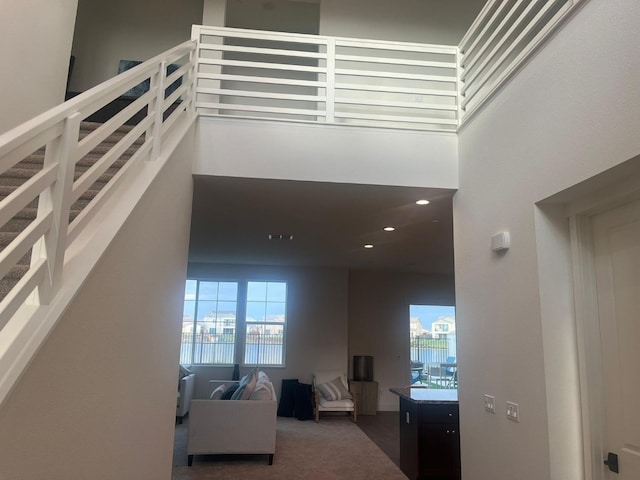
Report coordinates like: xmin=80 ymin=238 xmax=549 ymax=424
xmin=188 ymin=175 xmax=455 ymax=275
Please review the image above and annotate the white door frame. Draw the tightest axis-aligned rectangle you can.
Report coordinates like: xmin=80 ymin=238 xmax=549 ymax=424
xmin=569 ymin=186 xmax=640 ymax=480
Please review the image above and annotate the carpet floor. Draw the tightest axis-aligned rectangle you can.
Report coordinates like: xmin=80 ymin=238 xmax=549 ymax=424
xmin=173 ymin=416 xmax=407 ymax=480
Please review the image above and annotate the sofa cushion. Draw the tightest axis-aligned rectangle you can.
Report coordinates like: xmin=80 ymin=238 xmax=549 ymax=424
xmin=221 ymin=382 xmax=240 ymax=400
xmin=249 ymin=382 xmax=274 ymax=400
xmin=318 ymin=397 xmax=355 ymax=408
xmin=231 ymin=366 xmax=259 ymax=400
xmin=210 ymin=384 xmax=226 ymax=400
xmin=317 ymin=376 xmax=352 ymax=401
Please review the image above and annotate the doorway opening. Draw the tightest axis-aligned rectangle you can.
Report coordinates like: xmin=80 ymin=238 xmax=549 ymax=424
xmin=409 ymin=304 xmax=457 ymax=389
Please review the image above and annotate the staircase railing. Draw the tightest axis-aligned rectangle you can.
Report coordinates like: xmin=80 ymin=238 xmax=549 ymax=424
xmin=458 ymin=0 xmax=588 ymax=125
xmin=0 ymin=40 xmax=196 ymax=403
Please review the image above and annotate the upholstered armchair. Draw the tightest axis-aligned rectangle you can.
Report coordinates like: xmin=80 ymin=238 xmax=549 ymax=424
xmin=312 ymin=370 xmax=357 ymax=423
xmin=177 ymin=373 xmax=195 ymax=423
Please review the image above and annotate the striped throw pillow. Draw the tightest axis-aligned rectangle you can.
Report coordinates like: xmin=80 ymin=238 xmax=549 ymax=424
xmin=317 ymin=376 xmax=352 ymax=401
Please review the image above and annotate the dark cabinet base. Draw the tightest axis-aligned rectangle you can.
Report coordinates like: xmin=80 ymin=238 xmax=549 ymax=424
xmin=399 ymin=398 xmax=460 ymax=480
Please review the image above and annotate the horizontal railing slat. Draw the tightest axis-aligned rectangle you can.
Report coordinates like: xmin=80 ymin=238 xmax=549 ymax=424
xmin=335 ymin=83 xmax=458 ymax=97
xmin=0 ymin=125 xmax=63 ymax=175
xmin=335 ymin=68 xmax=455 ymax=83
xmin=0 ymin=259 xmax=47 ymax=329
xmin=335 ymin=54 xmax=456 ymax=69
xmin=195 ymin=25 xmax=329 ymax=45
xmin=197 ymin=87 xmax=324 ymax=103
xmin=196 ymin=102 xmax=323 ymax=117
xmin=199 ymin=58 xmax=326 ymax=74
xmin=0 ymin=164 xmax=57 ymax=229
xmin=335 ymin=38 xmax=457 ymax=55
xmin=200 ymin=43 xmax=327 ymax=60
xmin=197 ymin=72 xmax=326 ymax=88
xmin=335 ymin=98 xmax=457 ymax=111
xmin=334 ymin=111 xmax=459 ymax=125
xmin=0 ymin=212 xmax=52 ymax=282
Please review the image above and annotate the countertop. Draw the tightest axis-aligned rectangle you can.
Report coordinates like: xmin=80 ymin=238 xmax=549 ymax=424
xmin=390 ymin=387 xmax=458 ymax=404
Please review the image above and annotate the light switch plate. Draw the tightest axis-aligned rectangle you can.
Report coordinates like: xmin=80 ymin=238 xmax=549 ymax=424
xmin=506 ymin=401 xmax=519 ymax=422
xmin=484 ymin=394 xmax=496 ymax=413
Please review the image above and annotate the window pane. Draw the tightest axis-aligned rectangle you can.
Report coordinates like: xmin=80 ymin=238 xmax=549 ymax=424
xmin=266 ymin=302 xmax=285 ymax=321
xmin=181 ymin=280 xmax=238 ymax=365
xmin=247 ymin=282 xmax=267 ymax=301
xmin=246 ymin=301 xmax=266 ymax=322
xmin=197 ymin=300 xmax=218 ymax=321
xmin=185 ymin=279 xmax=197 ymax=300
xmin=266 ymin=282 xmax=286 ymax=302
xmin=245 ymin=281 xmax=286 ymax=366
xmin=244 ymin=324 xmax=284 ymax=365
xmin=198 ymin=281 xmax=218 ymax=300
xmin=218 ymin=282 xmax=238 ymax=301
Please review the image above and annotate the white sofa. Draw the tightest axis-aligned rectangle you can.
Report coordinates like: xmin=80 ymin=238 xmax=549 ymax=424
xmin=187 ymin=378 xmax=277 ymax=466
xmin=176 ymin=373 xmax=195 ymax=423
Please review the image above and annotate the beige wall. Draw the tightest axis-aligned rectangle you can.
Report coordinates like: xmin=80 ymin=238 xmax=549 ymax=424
xmin=0 ymin=131 xmax=194 ymax=479
xmin=69 ymin=0 xmax=203 ymax=92
xmin=454 ymin=0 xmax=640 ymax=479
xmin=185 ymin=263 xmax=349 ymax=399
xmin=348 ymin=270 xmax=455 ymax=410
xmin=0 ymin=0 xmax=78 ymax=134
xmin=319 ymin=0 xmax=485 ymax=45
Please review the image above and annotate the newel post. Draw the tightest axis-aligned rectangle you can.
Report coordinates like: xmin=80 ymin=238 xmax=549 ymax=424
xmin=31 ymin=112 xmax=81 ymax=304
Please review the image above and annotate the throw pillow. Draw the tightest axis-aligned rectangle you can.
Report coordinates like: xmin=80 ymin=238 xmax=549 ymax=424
xmin=231 ymin=366 xmax=259 ymax=400
xmin=317 ymin=376 xmax=352 ymax=401
xmin=179 ymin=365 xmax=192 ymax=377
xmin=210 ymin=384 xmax=225 ymax=400
xmin=221 ymin=382 xmax=240 ymax=400
xmin=249 ymin=383 xmax=274 ymax=401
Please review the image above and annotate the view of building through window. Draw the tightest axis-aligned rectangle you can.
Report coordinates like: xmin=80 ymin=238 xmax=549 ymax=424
xmin=181 ymin=280 xmax=238 ymax=365
xmin=181 ymin=279 xmax=287 ymax=366
xmin=409 ymin=304 xmax=457 ymax=389
xmin=244 ymin=281 xmax=287 ymax=365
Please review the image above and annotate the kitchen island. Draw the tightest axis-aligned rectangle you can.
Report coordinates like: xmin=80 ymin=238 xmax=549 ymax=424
xmin=390 ymin=387 xmax=460 ymax=480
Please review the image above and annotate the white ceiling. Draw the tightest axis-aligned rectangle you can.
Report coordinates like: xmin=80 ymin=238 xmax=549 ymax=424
xmin=188 ymin=175 xmax=455 ymax=274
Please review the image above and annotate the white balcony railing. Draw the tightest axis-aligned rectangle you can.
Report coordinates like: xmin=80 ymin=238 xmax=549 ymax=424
xmin=192 ymin=26 xmax=460 ymax=132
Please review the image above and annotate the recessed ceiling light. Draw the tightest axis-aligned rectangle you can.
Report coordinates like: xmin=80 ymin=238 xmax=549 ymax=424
xmin=416 ymin=199 xmax=430 ymax=205
xmin=364 ymin=244 xmax=374 ymax=249
xmin=432 ymin=219 xmax=440 ymax=223
xmin=268 ymin=234 xmax=294 ymax=240
xmin=383 ymin=226 xmax=395 ymax=232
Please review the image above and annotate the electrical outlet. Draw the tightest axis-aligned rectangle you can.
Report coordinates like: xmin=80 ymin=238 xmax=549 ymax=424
xmin=506 ymin=401 xmax=519 ymax=422
xmin=484 ymin=394 xmax=495 ymax=413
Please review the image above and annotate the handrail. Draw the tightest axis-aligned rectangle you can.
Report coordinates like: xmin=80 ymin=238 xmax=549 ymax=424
xmin=0 ymin=39 xmax=196 ymax=330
